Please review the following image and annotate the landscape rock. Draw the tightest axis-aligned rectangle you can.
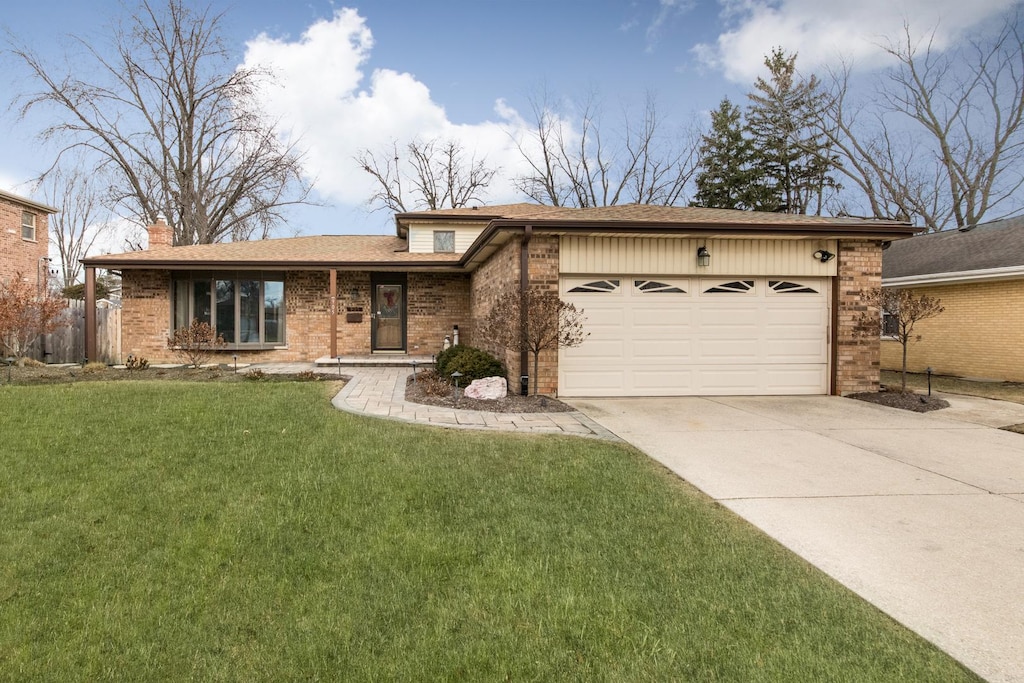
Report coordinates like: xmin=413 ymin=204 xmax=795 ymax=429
xmin=463 ymin=376 xmax=507 ymax=400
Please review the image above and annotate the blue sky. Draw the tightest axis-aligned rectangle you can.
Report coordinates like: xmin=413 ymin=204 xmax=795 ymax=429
xmin=2 ymin=0 xmax=1021 ymax=251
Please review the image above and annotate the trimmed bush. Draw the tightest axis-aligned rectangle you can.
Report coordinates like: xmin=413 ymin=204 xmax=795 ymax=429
xmin=435 ymin=345 xmax=505 ymax=384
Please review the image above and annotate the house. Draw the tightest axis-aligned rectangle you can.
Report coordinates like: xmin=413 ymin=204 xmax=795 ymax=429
xmin=881 ymin=215 xmax=1024 ymax=382
xmin=81 ymin=204 xmax=919 ymax=396
xmin=0 ymin=188 xmax=57 ymax=287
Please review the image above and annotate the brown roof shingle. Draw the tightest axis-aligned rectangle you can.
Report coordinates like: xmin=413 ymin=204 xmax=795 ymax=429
xmin=83 ymin=235 xmax=461 ymax=268
xmin=883 ymin=215 xmax=1024 ymax=279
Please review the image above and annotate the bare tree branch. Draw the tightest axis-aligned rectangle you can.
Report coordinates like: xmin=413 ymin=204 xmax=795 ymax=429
xmin=356 ymin=138 xmax=497 ymax=212
xmin=7 ymin=0 xmax=310 ymax=245
xmin=821 ymin=13 xmax=1024 ymax=230
xmin=511 ymin=91 xmax=699 ymax=207
xmin=37 ymin=161 xmax=114 ymax=287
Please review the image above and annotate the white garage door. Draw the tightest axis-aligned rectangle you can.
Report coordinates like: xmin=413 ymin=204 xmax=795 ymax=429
xmin=559 ymin=276 xmax=829 ymax=397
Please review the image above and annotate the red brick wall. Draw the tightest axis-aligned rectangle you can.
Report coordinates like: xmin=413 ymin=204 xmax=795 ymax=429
xmin=0 ymin=198 xmax=50 ymax=287
xmin=468 ymin=234 xmax=562 ymax=396
xmin=527 ymin=236 xmax=560 ymax=395
xmin=470 ymin=237 xmax=522 ymax=385
xmin=120 ymin=269 xmax=470 ymax=364
xmin=834 ymin=240 xmax=883 ymax=395
xmin=407 ymin=272 xmax=470 ymax=357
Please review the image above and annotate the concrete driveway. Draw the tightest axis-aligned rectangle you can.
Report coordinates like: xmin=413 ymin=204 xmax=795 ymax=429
xmin=568 ymin=394 xmax=1024 ymax=683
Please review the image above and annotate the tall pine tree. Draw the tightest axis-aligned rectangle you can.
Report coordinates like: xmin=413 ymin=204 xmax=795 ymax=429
xmin=746 ymin=49 xmax=839 ymax=215
xmin=692 ymin=98 xmax=776 ymax=211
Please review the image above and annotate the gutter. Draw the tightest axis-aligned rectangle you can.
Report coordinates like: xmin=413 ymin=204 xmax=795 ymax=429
xmin=459 ymin=219 xmax=920 ymax=270
xmin=883 ymin=265 xmax=1024 ymax=287
xmin=79 ymin=259 xmax=464 ymax=270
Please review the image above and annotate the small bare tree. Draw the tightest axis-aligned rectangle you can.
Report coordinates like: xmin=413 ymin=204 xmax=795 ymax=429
xmin=9 ymin=0 xmax=309 ymax=245
xmin=356 ymin=138 xmax=497 ymax=213
xmin=857 ymin=287 xmax=944 ymax=392
xmin=476 ymin=290 xmax=588 ymax=395
xmin=0 ymin=274 xmax=69 ymax=360
xmin=168 ymin=318 xmax=225 ymax=368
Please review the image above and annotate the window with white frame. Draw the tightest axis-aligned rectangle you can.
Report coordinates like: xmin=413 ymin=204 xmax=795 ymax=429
xmin=433 ymin=230 xmax=455 ymax=253
xmin=21 ymin=211 xmax=36 ymax=241
xmin=172 ymin=273 xmax=285 ymax=346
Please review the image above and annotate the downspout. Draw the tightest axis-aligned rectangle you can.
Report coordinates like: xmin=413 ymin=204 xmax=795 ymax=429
xmin=830 ymin=245 xmax=840 ymax=395
xmin=519 ymin=225 xmax=532 ymax=395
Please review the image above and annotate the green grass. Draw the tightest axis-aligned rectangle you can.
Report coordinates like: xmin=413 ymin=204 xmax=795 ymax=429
xmin=883 ymin=369 xmax=1024 ymax=404
xmin=0 ymin=382 xmax=979 ymax=681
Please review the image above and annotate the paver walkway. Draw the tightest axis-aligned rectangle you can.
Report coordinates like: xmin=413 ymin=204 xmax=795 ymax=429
xmin=252 ymin=363 xmax=616 ymax=439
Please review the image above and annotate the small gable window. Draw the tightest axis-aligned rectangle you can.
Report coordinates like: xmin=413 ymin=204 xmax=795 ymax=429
xmin=634 ymin=280 xmax=686 ymax=294
xmin=703 ymin=280 xmax=754 ymax=294
xmin=568 ymin=279 xmax=620 ymax=293
xmin=21 ymin=211 xmax=36 ymax=241
xmin=433 ymin=230 xmax=455 ymax=253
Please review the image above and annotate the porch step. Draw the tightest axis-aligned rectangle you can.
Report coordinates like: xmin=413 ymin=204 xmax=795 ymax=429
xmin=313 ymin=355 xmax=435 ymax=368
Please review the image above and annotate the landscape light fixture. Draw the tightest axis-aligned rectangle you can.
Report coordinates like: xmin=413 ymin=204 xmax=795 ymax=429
xmin=696 ymin=245 xmax=711 ymax=267
xmin=451 ymin=371 xmax=463 ymax=403
xmin=813 ymin=249 xmax=836 ymax=263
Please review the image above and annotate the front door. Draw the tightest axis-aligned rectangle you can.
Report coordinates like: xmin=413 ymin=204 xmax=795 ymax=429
xmin=371 ymin=274 xmax=406 ymax=352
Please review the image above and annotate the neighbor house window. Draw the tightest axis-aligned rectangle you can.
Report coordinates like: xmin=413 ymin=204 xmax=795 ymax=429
xmin=433 ymin=230 xmax=455 ymax=253
xmin=172 ymin=273 xmax=285 ymax=347
xmin=21 ymin=211 xmax=36 ymax=241
xmin=882 ymin=311 xmax=899 ymax=337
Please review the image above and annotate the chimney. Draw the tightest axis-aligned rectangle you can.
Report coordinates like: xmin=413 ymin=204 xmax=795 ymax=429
xmin=146 ymin=215 xmax=173 ymax=249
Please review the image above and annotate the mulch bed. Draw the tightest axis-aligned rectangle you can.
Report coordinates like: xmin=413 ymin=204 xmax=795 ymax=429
xmin=404 ymin=373 xmax=572 ymax=413
xmin=1 ymin=363 xmax=339 ymax=385
xmin=848 ymin=387 xmax=950 ymax=412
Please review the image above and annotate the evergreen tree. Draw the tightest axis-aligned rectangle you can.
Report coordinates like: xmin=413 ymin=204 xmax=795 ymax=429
xmin=746 ymin=49 xmax=839 ymax=215
xmin=692 ymin=98 xmax=777 ymax=211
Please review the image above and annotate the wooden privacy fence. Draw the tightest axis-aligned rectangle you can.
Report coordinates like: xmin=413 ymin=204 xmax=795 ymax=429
xmin=41 ymin=300 xmax=121 ymax=365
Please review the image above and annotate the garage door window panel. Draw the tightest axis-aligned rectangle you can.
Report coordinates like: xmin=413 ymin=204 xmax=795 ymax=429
xmin=634 ymin=279 xmax=688 ymax=294
xmin=768 ymin=280 xmax=820 ymax=294
xmin=703 ymin=280 xmax=755 ymax=294
xmin=567 ymin=279 xmax=620 ymax=293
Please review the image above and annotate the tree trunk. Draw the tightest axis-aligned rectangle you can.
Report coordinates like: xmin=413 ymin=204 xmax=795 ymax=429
xmin=901 ymin=340 xmax=908 ymax=392
xmin=532 ymin=350 xmax=539 ymax=395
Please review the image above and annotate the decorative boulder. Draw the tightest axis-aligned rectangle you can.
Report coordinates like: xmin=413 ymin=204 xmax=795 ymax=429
xmin=463 ymin=376 xmax=507 ymax=400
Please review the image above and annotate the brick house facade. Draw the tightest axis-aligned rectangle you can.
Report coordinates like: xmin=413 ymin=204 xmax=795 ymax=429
xmin=83 ymin=204 xmax=918 ymax=396
xmin=0 ymin=189 xmax=57 ymax=288
xmin=880 ymin=215 xmax=1024 ymax=383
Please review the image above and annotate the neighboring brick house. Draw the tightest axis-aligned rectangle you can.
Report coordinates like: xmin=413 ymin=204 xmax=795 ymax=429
xmin=82 ymin=204 xmax=919 ymax=396
xmin=881 ymin=215 xmax=1024 ymax=382
xmin=0 ymin=189 xmax=57 ymax=287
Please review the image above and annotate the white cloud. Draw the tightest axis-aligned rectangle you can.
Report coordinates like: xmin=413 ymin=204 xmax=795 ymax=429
xmin=646 ymin=0 xmax=697 ymax=51
xmin=242 ymin=8 xmax=538 ymax=211
xmin=695 ymin=0 xmax=1022 ymax=82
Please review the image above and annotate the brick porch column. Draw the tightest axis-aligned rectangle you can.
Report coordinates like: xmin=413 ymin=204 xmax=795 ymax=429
xmin=834 ymin=240 xmax=882 ymax=395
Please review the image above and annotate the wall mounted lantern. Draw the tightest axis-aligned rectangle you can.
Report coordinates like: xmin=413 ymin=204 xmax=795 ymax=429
xmin=813 ymin=249 xmax=836 ymax=263
xmin=696 ymin=245 xmax=711 ymax=267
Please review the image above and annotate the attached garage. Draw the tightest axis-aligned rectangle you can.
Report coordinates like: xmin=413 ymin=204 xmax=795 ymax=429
xmin=559 ymin=275 xmax=829 ymax=397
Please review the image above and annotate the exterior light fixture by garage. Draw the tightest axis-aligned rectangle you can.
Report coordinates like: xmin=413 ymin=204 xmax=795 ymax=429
xmin=696 ymin=245 xmax=711 ymax=267
xmin=813 ymin=249 xmax=836 ymax=263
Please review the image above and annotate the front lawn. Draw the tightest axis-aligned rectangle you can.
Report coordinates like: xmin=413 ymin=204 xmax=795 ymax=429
xmin=0 ymin=382 xmax=978 ymax=681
